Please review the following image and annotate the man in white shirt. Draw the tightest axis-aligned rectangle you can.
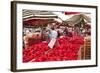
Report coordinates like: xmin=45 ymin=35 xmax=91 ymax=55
xmin=48 ymin=26 xmax=58 ymax=49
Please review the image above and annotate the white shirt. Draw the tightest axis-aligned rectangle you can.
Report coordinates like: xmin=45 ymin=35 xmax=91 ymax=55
xmin=50 ymin=30 xmax=58 ymax=39
xmin=48 ymin=30 xmax=58 ymax=49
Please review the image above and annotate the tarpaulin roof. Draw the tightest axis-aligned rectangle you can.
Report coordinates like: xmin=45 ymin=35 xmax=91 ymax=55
xmin=65 ymin=13 xmax=91 ymax=26
xmin=23 ymin=10 xmax=58 ymax=21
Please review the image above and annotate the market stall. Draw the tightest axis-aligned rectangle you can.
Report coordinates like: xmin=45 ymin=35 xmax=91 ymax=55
xmin=22 ymin=10 xmax=88 ymax=62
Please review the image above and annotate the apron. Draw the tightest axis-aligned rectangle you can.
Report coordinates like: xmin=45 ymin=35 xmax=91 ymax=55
xmin=48 ymin=38 xmax=57 ymax=49
xmin=48 ymin=30 xmax=58 ymax=49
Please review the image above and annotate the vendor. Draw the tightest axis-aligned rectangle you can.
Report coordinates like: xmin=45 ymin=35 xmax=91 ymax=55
xmin=23 ymin=29 xmax=33 ymax=49
xmin=48 ymin=24 xmax=58 ymax=49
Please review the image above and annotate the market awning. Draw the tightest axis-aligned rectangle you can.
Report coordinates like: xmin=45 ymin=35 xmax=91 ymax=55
xmin=23 ymin=10 xmax=58 ymax=21
xmin=65 ymin=13 xmax=91 ymax=26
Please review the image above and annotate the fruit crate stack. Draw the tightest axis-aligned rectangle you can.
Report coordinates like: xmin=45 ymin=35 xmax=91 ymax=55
xmin=84 ymin=36 xmax=91 ymax=59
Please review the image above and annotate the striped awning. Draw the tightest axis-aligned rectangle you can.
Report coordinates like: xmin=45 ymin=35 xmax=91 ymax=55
xmin=23 ymin=10 xmax=58 ymax=21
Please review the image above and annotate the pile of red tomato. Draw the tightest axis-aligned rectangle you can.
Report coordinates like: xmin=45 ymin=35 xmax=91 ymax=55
xmin=23 ymin=35 xmax=84 ymax=62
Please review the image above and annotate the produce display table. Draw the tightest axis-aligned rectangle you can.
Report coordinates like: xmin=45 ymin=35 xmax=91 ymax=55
xmin=23 ymin=35 xmax=84 ymax=62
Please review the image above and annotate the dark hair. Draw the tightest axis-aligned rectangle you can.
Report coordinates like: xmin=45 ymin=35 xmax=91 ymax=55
xmin=51 ymin=27 xmax=54 ymax=30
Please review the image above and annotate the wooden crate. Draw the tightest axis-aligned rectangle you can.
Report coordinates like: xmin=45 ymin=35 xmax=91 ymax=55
xmin=78 ymin=36 xmax=91 ymax=60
